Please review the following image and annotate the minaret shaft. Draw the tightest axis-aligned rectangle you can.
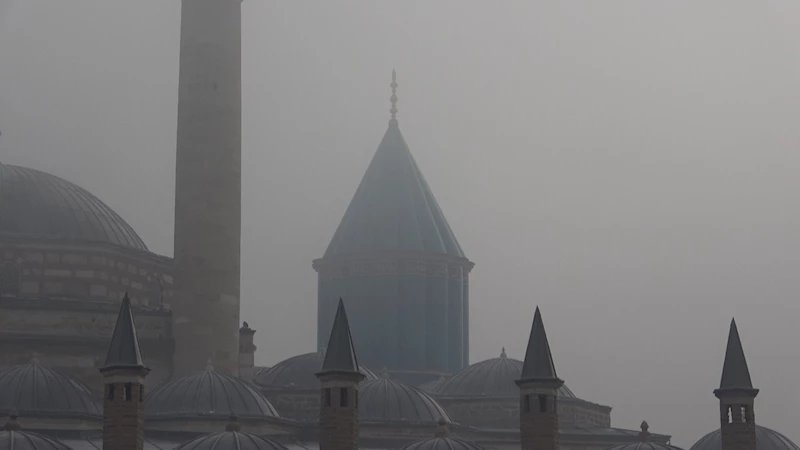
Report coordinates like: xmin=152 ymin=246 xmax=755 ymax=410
xmin=173 ymin=0 xmax=242 ymax=377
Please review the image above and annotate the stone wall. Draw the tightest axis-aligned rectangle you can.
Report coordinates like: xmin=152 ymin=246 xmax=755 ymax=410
xmin=436 ymin=397 xmax=611 ymax=429
xmin=0 ymin=238 xmax=175 ymax=393
xmin=0 ymin=239 xmax=174 ymax=307
xmin=262 ymin=389 xmax=321 ymax=420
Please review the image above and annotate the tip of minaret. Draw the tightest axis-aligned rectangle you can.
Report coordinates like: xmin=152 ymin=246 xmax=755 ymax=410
xmin=318 ymin=298 xmax=361 ymax=374
xmin=519 ymin=306 xmax=560 ymax=381
xmin=100 ymin=293 xmax=148 ymax=373
xmin=389 ymin=69 xmax=399 ymax=126
xmin=717 ymin=318 xmax=755 ymax=392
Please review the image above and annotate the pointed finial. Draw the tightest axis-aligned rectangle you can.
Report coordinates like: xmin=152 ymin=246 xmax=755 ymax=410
xmin=225 ymin=415 xmax=241 ymax=432
xmin=30 ymin=352 xmax=40 ymax=365
xmin=381 ymin=367 xmax=390 ymax=379
xmin=434 ymin=416 xmax=449 ymax=437
xmin=206 ymin=358 xmax=215 ymax=372
xmin=4 ymin=410 xmax=21 ymax=431
xmin=389 ymin=69 xmax=398 ymax=125
xmin=639 ymin=421 xmax=651 ymax=442
xmin=500 ymin=347 xmax=507 ymax=358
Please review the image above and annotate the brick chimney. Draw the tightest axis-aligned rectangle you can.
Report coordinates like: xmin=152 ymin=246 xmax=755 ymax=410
xmin=714 ymin=319 xmax=758 ymax=450
xmin=99 ymin=293 xmax=150 ymax=450
xmin=316 ymin=299 xmax=365 ymax=450
xmin=515 ymin=307 xmax=563 ymax=450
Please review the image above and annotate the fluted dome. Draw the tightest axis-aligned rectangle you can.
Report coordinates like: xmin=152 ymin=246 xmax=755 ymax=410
xmin=432 ymin=351 xmax=575 ymax=398
xmin=176 ymin=431 xmax=289 ymax=450
xmin=0 ymin=164 xmax=147 ymax=251
xmin=399 ymin=437 xmax=486 ymax=450
xmin=690 ymin=426 xmax=800 ymax=450
xmin=254 ymin=352 xmax=378 ymax=389
xmin=0 ymin=361 xmax=101 ymax=420
xmin=359 ymin=378 xmax=451 ymax=424
xmin=146 ymin=365 xmax=279 ymax=420
xmin=0 ymin=430 xmax=74 ymax=450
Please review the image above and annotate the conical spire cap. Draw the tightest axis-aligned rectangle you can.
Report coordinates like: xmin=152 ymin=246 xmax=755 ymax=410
xmin=100 ymin=293 xmax=149 ymax=373
xmin=317 ymin=299 xmax=363 ymax=378
xmin=715 ymin=318 xmax=758 ymax=397
xmin=517 ymin=307 xmax=562 ymax=384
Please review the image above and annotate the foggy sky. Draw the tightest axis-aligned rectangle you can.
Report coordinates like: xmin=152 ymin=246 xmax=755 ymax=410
xmin=2 ymin=1 xmax=800 ymax=447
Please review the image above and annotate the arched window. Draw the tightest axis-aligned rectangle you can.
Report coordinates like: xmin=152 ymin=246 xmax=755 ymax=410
xmin=0 ymin=263 xmax=20 ymax=297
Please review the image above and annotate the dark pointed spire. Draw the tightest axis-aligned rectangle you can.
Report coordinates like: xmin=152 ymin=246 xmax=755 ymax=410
xmin=320 ymin=298 xmax=360 ymax=373
xmin=389 ymin=69 xmax=398 ymax=126
xmin=520 ymin=307 xmax=558 ymax=380
xmin=101 ymin=293 xmax=147 ymax=371
xmin=719 ymin=318 xmax=753 ymax=390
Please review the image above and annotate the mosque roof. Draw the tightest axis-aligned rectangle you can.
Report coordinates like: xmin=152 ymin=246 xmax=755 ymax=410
xmin=358 ymin=378 xmax=451 ymax=425
xmin=253 ymin=352 xmax=377 ymax=389
xmin=603 ymin=422 xmax=683 ymax=450
xmin=0 ymin=360 xmax=101 ymax=420
xmin=718 ymin=319 xmax=753 ymax=390
xmin=174 ymin=420 xmax=290 ymax=450
xmin=322 ymin=72 xmax=465 ymax=259
xmin=690 ymin=426 xmax=800 ymax=450
xmin=101 ymin=293 xmax=146 ymax=372
xmin=0 ymin=413 xmax=75 ymax=450
xmin=398 ymin=437 xmax=487 ymax=450
xmin=520 ymin=307 xmax=559 ymax=382
xmin=0 ymin=164 xmax=148 ymax=251
xmin=431 ymin=349 xmax=575 ymax=398
xmin=145 ymin=364 xmax=279 ymax=421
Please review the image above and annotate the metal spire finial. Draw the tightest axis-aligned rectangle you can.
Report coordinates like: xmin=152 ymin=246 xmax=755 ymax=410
xmin=389 ymin=69 xmax=398 ymax=125
xmin=206 ymin=358 xmax=215 ymax=372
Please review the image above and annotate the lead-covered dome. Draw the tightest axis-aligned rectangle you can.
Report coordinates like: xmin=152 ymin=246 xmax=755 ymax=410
xmin=431 ymin=350 xmax=575 ymax=398
xmin=690 ymin=426 xmax=800 ymax=450
xmin=254 ymin=352 xmax=378 ymax=389
xmin=175 ymin=428 xmax=289 ymax=450
xmin=146 ymin=365 xmax=279 ymax=420
xmin=0 ymin=430 xmax=74 ymax=450
xmin=359 ymin=378 xmax=451 ymax=424
xmin=0 ymin=164 xmax=147 ymax=251
xmin=399 ymin=437 xmax=486 ymax=450
xmin=0 ymin=361 xmax=101 ymax=420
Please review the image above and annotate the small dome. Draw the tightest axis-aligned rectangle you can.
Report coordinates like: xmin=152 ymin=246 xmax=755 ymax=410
xmin=146 ymin=366 xmax=279 ymax=420
xmin=606 ymin=423 xmax=683 ymax=450
xmin=432 ymin=352 xmax=575 ymax=398
xmin=175 ymin=431 xmax=289 ymax=450
xmin=359 ymin=378 xmax=451 ymax=425
xmin=0 ymin=361 xmax=102 ymax=420
xmin=690 ymin=426 xmax=800 ymax=450
xmin=0 ymin=431 xmax=74 ymax=450
xmin=398 ymin=437 xmax=486 ymax=450
xmin=0 ymin=414 xmax=74 ymax=450
xmin=254 ymin=352 xmax=378 ymax=389
xmin=0 ymin=164 xmax=148 ymax=251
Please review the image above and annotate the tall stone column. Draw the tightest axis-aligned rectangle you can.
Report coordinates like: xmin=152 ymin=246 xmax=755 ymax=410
xmin=516 ymin=307 xmax=562 ymax=450
xmin=173 ymin=0 xmax=242 ymax=376
xmin=714 ymin=319 xmax=758 ymax=450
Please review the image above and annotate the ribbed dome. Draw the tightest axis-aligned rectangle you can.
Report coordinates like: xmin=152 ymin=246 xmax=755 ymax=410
xmin=608 ymin=441 xmax=684 ymax=450
xmin=175 ymin=431 xmax=289 ymax=450
xmin=0 ymin=430 xmax=74 ymax=450
xmin=146 ymin=365 xmax=279 ymax=420
xmin=359 ymin=378 xmax=451 ymax=424
xmin=432 ymin=351 xmax=575 ymax=398
xmin=0 ymin=361 xmax=101 ymax=419
xmin=254 ymin=352 xmax=378 ymax=389
xmin=398 ymin=437 xmax=486 ymax=450
xmin=0 ymin=164 xmax=147 ymax=251
xmin=690 ymin=426 xmax=800 ymax=450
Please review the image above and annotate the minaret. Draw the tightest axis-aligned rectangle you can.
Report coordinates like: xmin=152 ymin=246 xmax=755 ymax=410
xmin=172 ymin=0 xmax=243 ymax=376
xmin=99 ymin=293 xmax=150 ymax=450
xmin=515 ymin=307 xmax=563 ymax=450
xmin=316 ymin=299 xmax=365 ymax=450
xmin=714 ymin=319 xmax=758 ymax=450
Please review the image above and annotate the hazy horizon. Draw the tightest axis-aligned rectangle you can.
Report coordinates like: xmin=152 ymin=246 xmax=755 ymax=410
xmin=3 ymin=1 xmax=800 ymax=447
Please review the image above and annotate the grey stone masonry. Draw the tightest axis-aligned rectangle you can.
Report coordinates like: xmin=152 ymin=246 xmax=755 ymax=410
xmin=172 ymin=0 xmax=243 ymax=377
